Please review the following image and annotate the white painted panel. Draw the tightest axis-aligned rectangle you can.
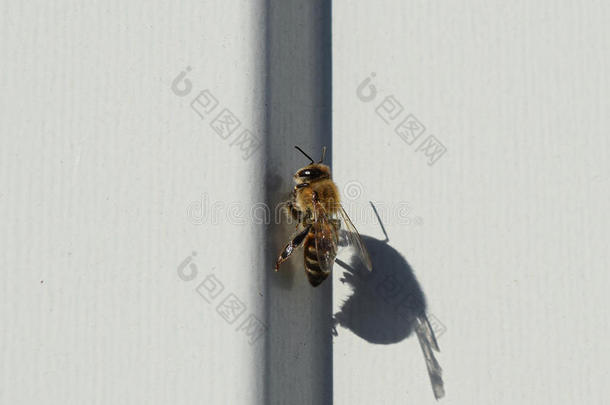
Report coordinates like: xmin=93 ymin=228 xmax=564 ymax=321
xmin=1 ymin=1 xmax=609 ymax=404
xmin=333 ymin=1 xmax=610 ymax=404
xmin=0 ymin=1 xmax=266 ymax=404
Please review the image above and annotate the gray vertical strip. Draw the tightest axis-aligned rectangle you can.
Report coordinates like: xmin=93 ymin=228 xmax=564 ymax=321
xmin=263 ymin=0 xmax=333 ymax=404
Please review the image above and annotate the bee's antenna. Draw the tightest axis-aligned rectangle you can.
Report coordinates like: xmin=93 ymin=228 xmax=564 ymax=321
xmin=369 ymin=201 xmax=389 ymax=243
xmin=319 ymin=146 xmax=327 ymax=163
xmin=294 ymin=146 xmax=314 ymax=164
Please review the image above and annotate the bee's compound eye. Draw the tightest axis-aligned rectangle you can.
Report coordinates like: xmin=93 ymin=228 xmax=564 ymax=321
xmin=298 ymin=170 xmax=311 ymax=178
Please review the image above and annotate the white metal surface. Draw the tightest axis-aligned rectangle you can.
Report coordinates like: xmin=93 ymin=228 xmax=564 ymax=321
xmin=1 ymin=1 xmax=609 ymax=405
xmin=333 ymin=1 xmax=610 ymax=404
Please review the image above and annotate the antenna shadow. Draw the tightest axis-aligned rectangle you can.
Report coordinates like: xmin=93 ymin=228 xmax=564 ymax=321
xmin=333 ymin=206 xmax=445 ymax=399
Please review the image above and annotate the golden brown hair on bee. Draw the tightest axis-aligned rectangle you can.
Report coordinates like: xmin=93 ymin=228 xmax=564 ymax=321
xmin=292 ymin=146 xmax=340 ymax=215
xmin=275 ymin=145 xmax=367 ymax=287
xmin=275 ymin=146 xmax=373 ymax=287
xmin=294 ymin=177 xmax=339 ymax=215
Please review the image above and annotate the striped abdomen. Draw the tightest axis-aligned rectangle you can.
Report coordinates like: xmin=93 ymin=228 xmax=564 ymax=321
xmin=303 ymin=232 xmax=330 ymax=287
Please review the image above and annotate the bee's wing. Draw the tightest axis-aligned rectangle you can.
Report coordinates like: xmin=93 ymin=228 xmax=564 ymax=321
xmin=312 ymin=200 xmax=338 ymax=274
xmin=338 ymin=205 xmax=373 ymax=271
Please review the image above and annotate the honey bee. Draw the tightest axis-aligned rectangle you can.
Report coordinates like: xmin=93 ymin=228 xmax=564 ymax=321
xmin=275 ymin=146 xmax=373 ymax=286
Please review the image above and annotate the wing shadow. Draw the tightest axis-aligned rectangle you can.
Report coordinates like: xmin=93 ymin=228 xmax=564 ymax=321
xmin=334 ymin=234 xmax=426 ymax=343
xmin=333 ymin=204 xmax=445 ymax=399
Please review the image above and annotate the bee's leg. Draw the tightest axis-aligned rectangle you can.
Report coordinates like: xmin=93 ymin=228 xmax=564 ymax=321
xmin=275 ymin=226 xmax=311 ymax=271
xmin=281 ymin=199 xmax=303 ymax=228
xmin=290 ymin=183 xmax=310 ymax=226
xmin=288 ymin=201 xmax=302 ymax=222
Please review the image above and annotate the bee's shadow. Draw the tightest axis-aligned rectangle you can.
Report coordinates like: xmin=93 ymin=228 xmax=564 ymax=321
xmin=333 ymin=204 xmax=445 ymax=399
xmin=334 ymin=234 xmax=427 ymax=344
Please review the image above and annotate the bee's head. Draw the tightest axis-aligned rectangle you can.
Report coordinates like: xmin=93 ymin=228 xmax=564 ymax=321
xmin=293 ymin=146 xmax=330 ymax=184
xmin=294 ymin=163 xmax=331 ymax=184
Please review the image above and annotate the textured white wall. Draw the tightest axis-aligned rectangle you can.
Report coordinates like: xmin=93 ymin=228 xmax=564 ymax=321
xmin=0 ymin=1 xmax=267 ymax=404
xmin=1 ymin=1 xmax=609 ymax=405
xmin=333 ymin=1 xmax=610 ymax=404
